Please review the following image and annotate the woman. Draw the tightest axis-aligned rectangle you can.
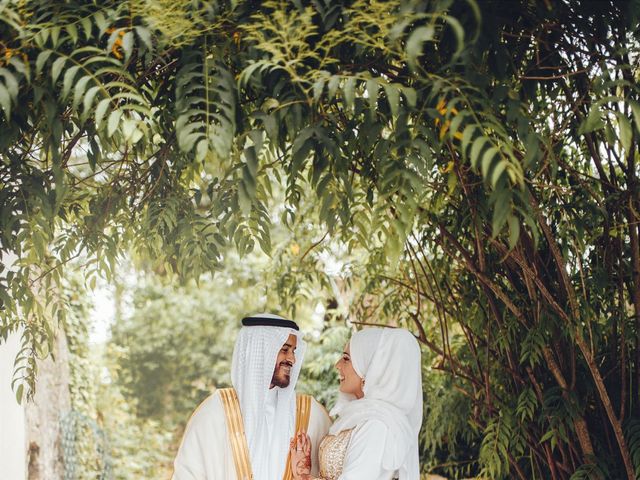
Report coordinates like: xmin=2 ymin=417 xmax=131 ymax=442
xmin=290 ymin=327 xmax=423 ymax=480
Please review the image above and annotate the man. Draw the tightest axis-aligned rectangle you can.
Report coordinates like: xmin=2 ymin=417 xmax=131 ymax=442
xmin=173 ymin=313 xmax=331 ymax=480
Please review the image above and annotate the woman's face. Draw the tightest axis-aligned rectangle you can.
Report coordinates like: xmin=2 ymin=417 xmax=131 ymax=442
xmin=335 ymin=341 xmax=364 ymax=399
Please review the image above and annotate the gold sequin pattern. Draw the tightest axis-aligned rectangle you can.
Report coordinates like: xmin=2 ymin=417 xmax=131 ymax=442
xmin=318 ymin=428 xmax=354 ymax=480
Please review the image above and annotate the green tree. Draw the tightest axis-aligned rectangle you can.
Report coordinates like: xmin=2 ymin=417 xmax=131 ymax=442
xmin=110 ymin=250 xmax=284 ymax=424
xmin=2 ymin=0 xmax=640 ymax=478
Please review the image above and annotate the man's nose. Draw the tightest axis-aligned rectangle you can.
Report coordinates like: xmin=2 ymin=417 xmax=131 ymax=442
xmin=286 ymin=350 xmax=296 ymax=364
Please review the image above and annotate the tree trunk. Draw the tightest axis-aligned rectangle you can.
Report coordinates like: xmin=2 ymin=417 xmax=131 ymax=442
xmin=25 ymin=331 xmax=71 ymax=480
xmin=534 ymin=200 xmax=636 ymax=480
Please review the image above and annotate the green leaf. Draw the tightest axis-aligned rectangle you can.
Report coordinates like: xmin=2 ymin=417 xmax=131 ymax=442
xmin=242 ymin=164 xmax=256 ymax=194
xmin=292 ymin=134 xmax=314 ymax=173
xmin=461 ymin=124 xmax=476 ymax=158
xmin=523 ymin=132 xmax=539 ymax=168
xmin=328 ymin=75 xmax=340 ymax=100
xmin=470 ymin=136 xmax=490 ymax=170
xmin=366 ymin=78 xmax=378 ymax=112
xmin=80 ymin=17 xmax=92 ymax=39
xmin=51 ymin=56 xmax=66 ymax=84
xmin=50 ymin=26 xmax=61 ymax=47
xmin=135 ymin=26 xmax=153 ymax=52
xmin=122 ymin=31 xmax=134 ymax=62
xmin=630 ymin=100 xmax=640 ymax=133
xmin=481 ymin=146 xmax=499 ymax=179
xmin=402 ymin=87 xmax=417 ymax=108
xmin=248 ymin=129 xmax=264 ymax=153
xmin=82 ymin=86 xmax=101 ymax=119
xmin=121 ymin=117 xmax=138 ymax=142
xmin=492 ymin=190 xmax=511 ymax=237
xmin=384 ymin=83 xmax=400 ymax=117
xmin=463 ymin=0 xmax=482 ymax=41
xmin=195 ymin=139 xmax=208 ymax=162
xmin=343 ymin=77 xmax=356 ymax=109
xmin=507 ymin=214 xmax=520 ymax=249
xmin=94 ymin=11 xmax=108 ymax=35
xmin=604 ymin=122 xmax=616 ymax=146
xmin=491 ymin=159 xmax=508 ymax=187
xmin=94 ymin=98 xmax=111 ymax=129
xmin=540 ymin=429 xmax=555 ymax=444
xmin=15 ymin=384 xmax=24 ymax=404
xmin=447 ymin=169 xmax=457 ymax=193
xmin=177 ymin=125 xmax=201 ymax=152
xmin=62 ymin=65 xmax=80 ymax=99
xmin=237 ymin=181 xmax=252 ymax=215
xmin=9 ymin=57 xmax=29 ymax=83
xmin=616 ymin=111 xmax=633 ymax=152
xmin=36 ymin=50 xmax=53 ymax=75
xmin=0 ymin=83 xmax=11 ymax=121
xmin=443 ymin=16 xmax=465 ymax=58
xmin=312 ymin=77 xmax=325 ymax=102
xmin=72 ymin=76 xmax=92 ymax=110
xmin=244 ymin=146 xmax=258 ymax=176
xmin=67 ymin=24 xmax=78 ymax=44
xmin=0 ymin=68 xmax=18 ymax=99
xmin=406 ymin=25 xmax=435 ymax=68
xmin=107 ymin=109 xmax=122 ymax=137
xmin=448 ymin=110 xmax=467 ymax=140
xmin=579 ymin=105 xmax=603 ymax=134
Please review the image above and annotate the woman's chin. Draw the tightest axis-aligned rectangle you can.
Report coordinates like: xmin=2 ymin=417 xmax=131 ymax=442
xmin=338 ymin=385 xmax=356 ymax=396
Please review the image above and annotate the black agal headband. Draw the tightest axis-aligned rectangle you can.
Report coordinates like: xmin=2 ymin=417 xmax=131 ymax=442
xmin=241 ymin=315 xmax=299 ymax=331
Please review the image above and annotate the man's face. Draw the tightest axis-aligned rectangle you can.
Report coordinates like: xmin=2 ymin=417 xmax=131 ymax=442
xmin=270 ymin=334 xmax=297 ymax=389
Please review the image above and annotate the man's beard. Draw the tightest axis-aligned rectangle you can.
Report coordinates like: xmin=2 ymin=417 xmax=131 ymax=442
xmin=271 ymin=362 xmax=293 ymax=388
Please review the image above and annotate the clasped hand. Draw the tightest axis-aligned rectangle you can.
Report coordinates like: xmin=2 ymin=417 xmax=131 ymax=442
xmin=289 ymin=431 xmax=312 ymax=480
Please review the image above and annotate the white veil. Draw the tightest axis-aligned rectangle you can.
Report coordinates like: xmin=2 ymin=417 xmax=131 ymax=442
xmin=330 ymin=327 xmax=423 ymax=479
xmin=230 ymin=314 xmax=307 ymax=480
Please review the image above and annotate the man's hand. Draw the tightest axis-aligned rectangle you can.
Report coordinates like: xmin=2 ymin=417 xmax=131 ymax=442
xmin=289 ymin=431 xmax=312 ymax=480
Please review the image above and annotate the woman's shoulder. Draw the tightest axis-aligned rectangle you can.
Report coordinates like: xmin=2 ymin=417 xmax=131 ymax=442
xmin=352 ymin=417 xmax=389 ymax=437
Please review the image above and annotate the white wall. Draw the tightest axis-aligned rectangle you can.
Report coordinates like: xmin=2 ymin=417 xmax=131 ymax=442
xmin=1 ymin=252 xmax=26 ymax=480
xmin=0 ymin=330 xmax=26 ymax=480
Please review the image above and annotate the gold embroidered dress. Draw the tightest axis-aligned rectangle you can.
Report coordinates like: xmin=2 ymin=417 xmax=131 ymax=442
xmin=312 ymin=420 xmax=396 ymax=480
xmin=317 ymin=428 xmax=354 ymax=479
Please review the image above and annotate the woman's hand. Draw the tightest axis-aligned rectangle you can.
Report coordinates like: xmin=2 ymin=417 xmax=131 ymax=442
xmin=289 ymin=431 xmax=312 ymax=480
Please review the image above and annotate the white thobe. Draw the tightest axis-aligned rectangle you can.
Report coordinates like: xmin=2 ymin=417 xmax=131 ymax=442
xmin=258 ymin=388 xmax=278 ymax=479
xmin=172 ymin=390 xmax=331 ymax=480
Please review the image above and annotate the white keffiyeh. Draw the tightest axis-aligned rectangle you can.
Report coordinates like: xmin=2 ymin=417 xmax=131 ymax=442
xmin=230 ymin=314 xmax=307 ymax=480
xmin=330 ymin=328 xmax=423 ymax=479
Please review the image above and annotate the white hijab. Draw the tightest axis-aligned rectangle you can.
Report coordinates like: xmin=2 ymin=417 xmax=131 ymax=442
xmin=230 ymin=314 xmax=307 ymax=480
xmin=330 ymin=328 xmax=423 ymax=479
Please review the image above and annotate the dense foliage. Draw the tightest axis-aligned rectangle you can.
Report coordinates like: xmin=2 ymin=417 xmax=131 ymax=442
xmin=2 ymin=0 xmax=640 ymax=478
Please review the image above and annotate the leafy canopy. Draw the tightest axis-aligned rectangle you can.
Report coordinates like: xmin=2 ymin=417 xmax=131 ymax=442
xmin=2 ymin=0 xmax=640 ymax=478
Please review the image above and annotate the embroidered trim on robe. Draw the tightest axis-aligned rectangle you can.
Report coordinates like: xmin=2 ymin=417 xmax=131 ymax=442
xmin=219 ymin=387 xmax=312 ymax=480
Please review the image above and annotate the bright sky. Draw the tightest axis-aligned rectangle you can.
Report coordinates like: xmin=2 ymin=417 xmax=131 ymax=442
xmin=88 ymin=282 xmax=116 ymax=345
